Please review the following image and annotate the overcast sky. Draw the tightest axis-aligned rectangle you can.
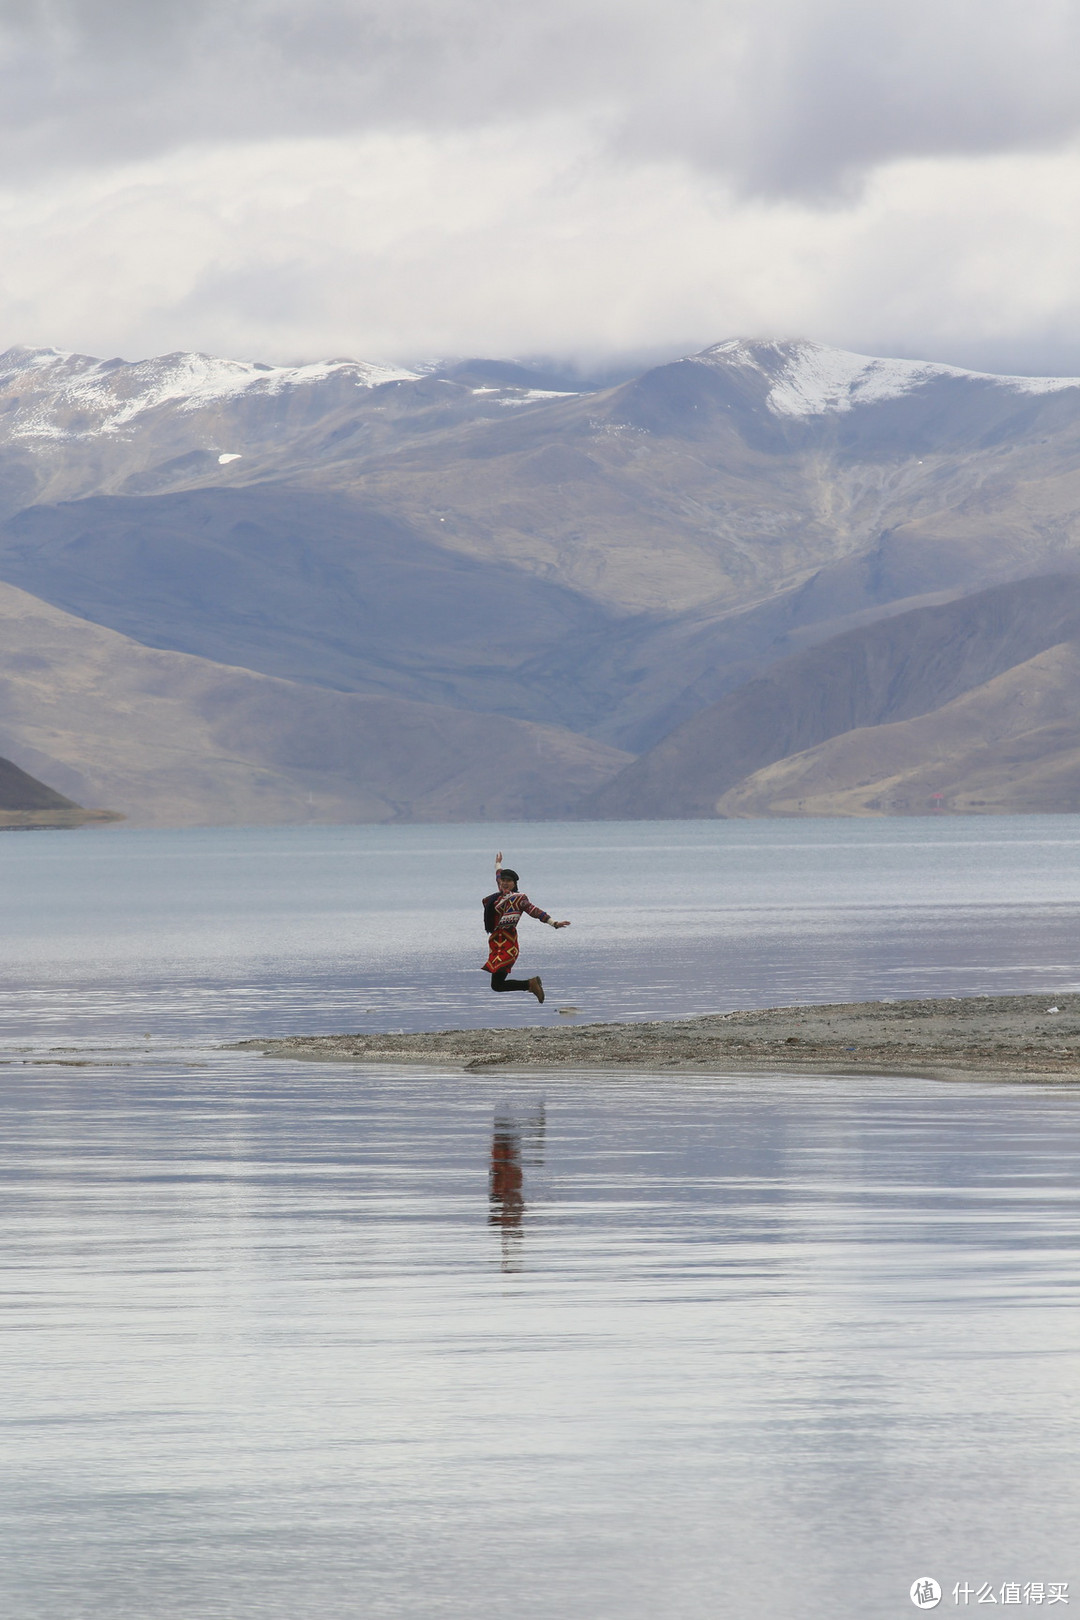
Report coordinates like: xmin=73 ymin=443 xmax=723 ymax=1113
xmin=2 ymin=0 xmax=1080 ymax=372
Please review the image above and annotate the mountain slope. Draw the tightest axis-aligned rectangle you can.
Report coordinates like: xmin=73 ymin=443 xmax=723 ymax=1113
xmin=11 ymin=334 xmax=1080 ymax=751
xmin=7 ymin=340 xmax=1080 ymax=597
xmin=318 ymin=336 xmax=1080 ymax=619
xmin=0 ymin=579 xmax=629 ymax=827
xmin=0 ymin=753 xmax=78 ymax=811
xmin=0 ymin=753 xmax=120 ymax=829
xmin=0 ymin=486 xmax=617 ymax=725
xmin=0 ymin=345 xmax=588 ymax=516
xmin=9 ymin=336 xmax=1080 ymax=795
xmin=716 ymin=642 xmax=1080 ymax=816
xmin=582 ymin=574 xmax=1080 ymax=817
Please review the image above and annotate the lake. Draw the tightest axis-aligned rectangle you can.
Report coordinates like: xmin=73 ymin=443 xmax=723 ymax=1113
xmin=3 ymin=815 xmax=1080 ymax=1043
xmin=1 ymin=818 xmax=1078 ymax=1618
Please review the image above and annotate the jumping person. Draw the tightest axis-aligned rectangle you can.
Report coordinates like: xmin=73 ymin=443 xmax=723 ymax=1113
xmin=482 ymin=851 xmax=570 ymax=1003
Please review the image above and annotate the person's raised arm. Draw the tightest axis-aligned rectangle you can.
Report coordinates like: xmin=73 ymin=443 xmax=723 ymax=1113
xmin=520 ymin=896 xmax=571 ymax=928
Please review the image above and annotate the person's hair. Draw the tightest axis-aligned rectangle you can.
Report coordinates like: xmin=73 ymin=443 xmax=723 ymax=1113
xmin=497 ymin=868 xmax=519 ymax=885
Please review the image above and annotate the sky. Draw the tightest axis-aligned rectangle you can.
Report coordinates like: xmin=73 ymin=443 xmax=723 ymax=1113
xmin=2 ymin=0 xmax=1080 ymax=373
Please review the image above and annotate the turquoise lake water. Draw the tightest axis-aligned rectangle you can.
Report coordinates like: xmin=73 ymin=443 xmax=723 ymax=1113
xmin=1 ymin=818 xmax=1078 ymax=1618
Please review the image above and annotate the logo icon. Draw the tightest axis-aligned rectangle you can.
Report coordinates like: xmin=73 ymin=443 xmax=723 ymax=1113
xmin=910 ymin=1578 xmax=942 ymax=1609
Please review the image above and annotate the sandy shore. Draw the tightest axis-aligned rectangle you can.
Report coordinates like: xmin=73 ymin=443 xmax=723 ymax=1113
xmin=234 ymin=994 xmax=1080 ymax=1081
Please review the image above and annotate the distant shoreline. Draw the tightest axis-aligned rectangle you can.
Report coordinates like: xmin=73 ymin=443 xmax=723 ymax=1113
xmin=234 ymin=994 xmax=1080 ymax=1081
xmin=0 ymin=809 xmax=123 ymax=831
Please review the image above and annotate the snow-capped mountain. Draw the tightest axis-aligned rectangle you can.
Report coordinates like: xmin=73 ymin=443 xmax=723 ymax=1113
xmin=694 ymin=337 xmax=1080 ymax=418
xmin=0 ymin=346 xmax=421 ymax=442
xmin=6 ymin=334 xmax=1080 ymax=822
xmin=0 ymin=344 xmax=585 ymax=447
xmin=0 ymin=342 xmax=589 ymax=511
xmin=3 ymin=334 xmax=1079 ymax=479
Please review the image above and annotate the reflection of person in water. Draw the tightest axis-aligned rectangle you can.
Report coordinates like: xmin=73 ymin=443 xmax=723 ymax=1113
xmin=489 ymin=1123 xmax=525 ymax=1230
xmin=488 ymin=1101 xmax=546 ymax=1272
xmin=482 ymin=850 xmax=570 ymax=1004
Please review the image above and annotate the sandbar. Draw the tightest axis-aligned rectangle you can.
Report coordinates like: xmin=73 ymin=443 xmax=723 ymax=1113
xmin=234 ymin=994 xmax=1080 ymax=1081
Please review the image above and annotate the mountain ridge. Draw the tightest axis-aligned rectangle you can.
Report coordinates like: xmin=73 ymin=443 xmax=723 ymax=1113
xmin=7 ymin=335 xmax=1080 ymax=821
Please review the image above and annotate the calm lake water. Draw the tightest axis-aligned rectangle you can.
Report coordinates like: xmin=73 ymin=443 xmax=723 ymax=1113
xmin=3 ymin=815 xmax=1080 ymax=1042
xmin=1 ymin=819 xmax=1079 ymax=1618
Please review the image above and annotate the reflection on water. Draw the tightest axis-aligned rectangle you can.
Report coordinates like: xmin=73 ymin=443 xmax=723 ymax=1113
xmin=489 ymin=1101 xmax=545 ymax=1270
xmin=2 ymin=1057 xmax=1077 ymax=1620
xmin=2 ymin=819 xmax=1080 ymax=1617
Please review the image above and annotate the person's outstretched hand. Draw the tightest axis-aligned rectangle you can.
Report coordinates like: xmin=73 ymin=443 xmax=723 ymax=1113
xmin=553 ymin=920 xmax=571 ymax=928
xmin=495 ymin=850 xmax=503 ymax=866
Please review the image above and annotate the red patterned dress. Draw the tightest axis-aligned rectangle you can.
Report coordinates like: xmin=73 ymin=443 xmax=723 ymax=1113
xmin=482 ymin=890 xmax=552 ymax=974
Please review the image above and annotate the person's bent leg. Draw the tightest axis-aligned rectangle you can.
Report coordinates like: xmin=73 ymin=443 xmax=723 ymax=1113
xmin=490 ymin=969 xmax=533 ymax=992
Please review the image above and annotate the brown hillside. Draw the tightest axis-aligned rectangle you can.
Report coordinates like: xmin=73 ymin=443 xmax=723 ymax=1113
xmin=583 ymin=573 xmax=1080 ymax=818
xmin=0 ymin=579 xmax=629 ymax=827
xmin=716 ymin=642 xmax=1080 ymax=817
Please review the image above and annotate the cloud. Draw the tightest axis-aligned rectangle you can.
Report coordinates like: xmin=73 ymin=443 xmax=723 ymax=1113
xmin=4 ymin=0 xmax=1080 ymax=195
xmin=2 ymin=0 xmax=1080 ymax=369
xmin=630 ymin=0 xmax=1080 ymax=198
xmin=5 ymin=125 xmax=1080 ymax=375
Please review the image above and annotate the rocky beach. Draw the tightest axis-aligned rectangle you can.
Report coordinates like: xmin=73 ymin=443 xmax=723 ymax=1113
xmin=236 ymin=993 xmax=1080 ymax=1081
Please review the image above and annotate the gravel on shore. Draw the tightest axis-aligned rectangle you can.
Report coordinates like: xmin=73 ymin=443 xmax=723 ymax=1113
xmin=233 ymin=994 xmax=1080 ymax=1081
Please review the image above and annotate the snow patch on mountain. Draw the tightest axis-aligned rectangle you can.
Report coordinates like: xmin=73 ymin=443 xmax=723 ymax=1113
xmin=6 ymin=336 xmax=1080 ymax=446
xmin=498 ymin=388 xmax=580 ymax=406
xmin=697 ymin=338 xmax=1080 ymax=417
xmin=0 ymin=347 xmax=420 ymax=440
